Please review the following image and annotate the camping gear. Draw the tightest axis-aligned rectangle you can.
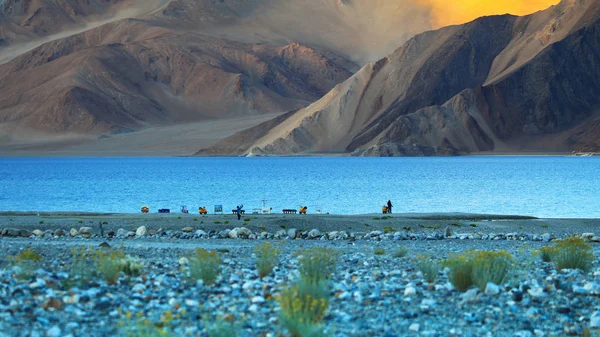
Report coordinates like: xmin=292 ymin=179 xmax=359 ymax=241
xmin=299 ymin=206 xmax=308 ymax=214
xmin=199 ymin=207 xmax=207 ymax=215
xmin=283 ymin=209 xmax=297 ymax=214
xmin=158 ymin=209 xmax=170 ymax=213
xmin=181 ymin=205 xmax=189 ymax=214
xmin=141 ymin=206 xmax=149 ymax=213
xmin=214 ymin=205 xmax=223 ymax=214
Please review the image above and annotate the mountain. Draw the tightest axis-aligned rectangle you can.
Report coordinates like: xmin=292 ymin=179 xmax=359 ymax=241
xmin=0 ymin=0 xmax=437 ymax=149
xmin=198 ymin=0 xmax=600 ymax=156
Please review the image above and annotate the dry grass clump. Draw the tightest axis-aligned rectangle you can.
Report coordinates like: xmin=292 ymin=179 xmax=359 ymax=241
xmin=205 ymin=319 xmax=241 ymax=337
xmin=278 ymin=279 xmax=331 ymax=337
xmin=254 ymin=242 xmax=280 ymax=279
xmin=12 ymin=249 xmax=43 ymax=279
xmin=67 ymin=248 xmax=145 ymax=287
xmin=392 ymin=247 xmax=409 ymax=258
xmin=445 ymin=250 xmax=514 ymax=292
xmin=297 ymin=248 xmax=338 ymax=283
xmin=539 ymin=246 xmax=557 ymax=262
xmin=374 ymin=248 xmax=386 ymax=255
xmin=552 ymin=237 xmax=594 ymax=272
xmin=415 ymin=255 xmax=441 ymax=283
xmin=189 ymin=249 xmax=221 ymax=285
xmin=120 ymin=310 xmax=183 ymax=337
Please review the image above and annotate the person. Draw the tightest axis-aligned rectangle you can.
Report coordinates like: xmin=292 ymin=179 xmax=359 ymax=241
xmin=236 ymin=204 xmax=244 ymax=220
xmin=387 ymin=200 xmax=393 ymax=214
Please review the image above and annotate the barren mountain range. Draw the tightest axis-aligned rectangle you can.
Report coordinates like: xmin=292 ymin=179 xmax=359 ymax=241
xmin=200 ymin=0 xmax=600 ymax=156
xmin=0 ymin=0 xmax=598 ymax=155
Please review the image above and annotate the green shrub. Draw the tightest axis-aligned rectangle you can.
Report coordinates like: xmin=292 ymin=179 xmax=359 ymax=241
xmin=39 ymin=220 xmax=44 ymax=224
xmin=552 ymin=237 xmax=594 ymax=272
xmin=374 ymin=248 xmax=385 ymax=255
xmin=244 ymin=218 xmax=251 ymax=222
xmin=470 ymin=250 xmax=513 ymax=291
xmin=444 ymin=253 xmax=474 ymax=292
xmin=445 ymin=250 xmax=514 ymax=291
xmin=383 ymin=227 xmax=395 ymax=234
xmin=470 ymin=224 xmax=477 ymax=227
xmin=419 ymin=224 xmax=441 ymax=229
xmin=214 ymin=221 xmax=222 ymax=224
xmin=450 ymin=222 xmax=462 ymax=227
xmin=224 ymin=221 xmax=229 ymax=224
xmin=296 ymin=248 xmax=338 ymax=283
xmin=255 ymin=242 xmax=281 ymax=279
xmin=278 ymin=279 xmax=330 ymax=337
xmin=205 ymin=319 xmax=241 ymax=337
xmin=416 ymin=255 xmax=441 ymax=283
xmin=402 ymin=226 xmax=412 ymax=232
xmin=539 ymin=246 xmax=557 ymax=262
xmin=120 ymin=310 xmax=182 ymax=337
xmin=189 ymin=249 xmax=221 ymax=285
xmin=12 ymin=249 xmax=43 ymax=279
xmin=392 ymin=247 xmax=409 ymax=258
xmin=259 ymin=225 xmax=266 ymax=231
xmin=96 ymin=250 xmax=128 ymax=285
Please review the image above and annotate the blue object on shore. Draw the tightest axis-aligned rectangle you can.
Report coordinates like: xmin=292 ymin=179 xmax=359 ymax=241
xmin=158 ymin=209 xmax=170 ymax=213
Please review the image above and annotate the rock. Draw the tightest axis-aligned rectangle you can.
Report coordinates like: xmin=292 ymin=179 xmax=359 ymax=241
xmin=581 ymin=233 xmax=595 ymax=239
xmin=32 ymin=229 xmax=44 ymax=237
xmin=590 ymin=311 xmax=600 ymax=328
xmin=195 ymin=230 xmax=207 ymax=237
xmin=287 ymin=228 xmax=298 ymax=239
xmin=591 ymin=236 xmax=600 ymax=243
xmin=53 ymin=229 xmax=65 ymax=237
xmin=136 ymin=226 xmax=148 ymax=236
xmin=444 ymin=226 xmax=454 ymax=237
xmin=540 ymin=233 xmax=551 ymax=241
xmin=17 ymin=229 xmax=33 ymax=237
xmin=251 ymin=296 xmax=266 ymax=303
xmin=527 ymin=287 xmax=546 ymax=298
xmin=228 ymin=228 xmax=239 ymax=239
xmin=237 ymin=227 xmax=252 ymax=238
xmin=132 ymin=284 xmax=146 ymax=293
xmin=1 ymin=228 xmax=21 ymax=237
xmin=409 ymin=323 xmax=420 ymax=332
xmin=46 ymin=326 xmax=62 ymax=337
xmin=182 ymin=227 xmax=194 ymax=233
xmin=584 ymin=282 xmax=600 ymax=295
xmin=485 ymin=282 xmax=500 ymax=295
xmin=179 ymin=257 xmax=189 ymax=265
xmin=98 ymin=242 xmax=111 ymax=248
xmin=512 ymin=291 xmax=523 ymax=302
xmin=461 ymin=289 xmax=479 ymax=303
xmin=404 ymin=286 xmax=417 ymax=296
xmin=308 ymin=229 xmax=321 ymax=239
xmin=79 ymin=227 xmax=93 ymax=238
xmin=168 ymin=298 xmax=181 ymax=309
xmin=42 ymin=298 xmax=63 ymax=311
xmin=69 ymin=228 xmax=79 ymax=237
xmin=116 ymin=228 xmax=128 ymax=237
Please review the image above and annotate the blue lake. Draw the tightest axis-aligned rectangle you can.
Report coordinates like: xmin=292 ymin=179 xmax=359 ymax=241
xmin=0 ymin=157 xmax=599 ymax=218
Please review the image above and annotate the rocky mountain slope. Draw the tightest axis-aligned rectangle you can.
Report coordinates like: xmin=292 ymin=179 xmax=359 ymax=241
xmin=198 ymin=0 xmax=600 ymax=156
xmin=0 ymin=0 xmax=438 ymax=147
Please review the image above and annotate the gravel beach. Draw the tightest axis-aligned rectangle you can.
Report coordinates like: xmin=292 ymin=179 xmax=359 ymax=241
xmin=1 ymin=213 xmax=599 ymax=337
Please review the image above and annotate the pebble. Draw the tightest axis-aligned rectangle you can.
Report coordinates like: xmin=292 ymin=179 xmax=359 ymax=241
xmin=485 ymin=282 xmax=500 ymax=296
xmin=46 ymin=326 xmax=61 ymax=337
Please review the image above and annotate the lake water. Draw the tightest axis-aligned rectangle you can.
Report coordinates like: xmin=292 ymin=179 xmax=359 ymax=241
xmin=0 ymin=157 xmax=599 ymax=218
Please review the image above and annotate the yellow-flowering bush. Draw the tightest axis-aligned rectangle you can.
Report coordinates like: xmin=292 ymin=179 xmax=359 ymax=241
xmin=189 ymin=249 xmax=221 ymax=285
xmin=12 ymin=249 xmax=43 ymax=279
xmin=296 ymin=248 xmax=338 ymax=283
xmin=552 ymin=237 xmax=594 ymax=272
xmin=415 ymin=255 xmax=441 ymax=283
xmin=254 ymin=242 xmax=280 ymax=279
xmin=539 ymin=246 xmax=557 ymax=262
xmin=278 ymin=279 xmax=330 ymax=337
xmin=445 ymin=250 xmax=514 ymax=292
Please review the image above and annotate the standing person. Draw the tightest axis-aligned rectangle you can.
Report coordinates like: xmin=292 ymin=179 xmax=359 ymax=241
xmin=387 ymin=200 xmax=393 ymax=214
xmin=236 ymin=204 xmax=244 ymax=220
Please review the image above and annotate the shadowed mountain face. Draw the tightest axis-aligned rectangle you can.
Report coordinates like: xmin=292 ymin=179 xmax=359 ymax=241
xmin=200 ymin=0 xmax=600 ymax=156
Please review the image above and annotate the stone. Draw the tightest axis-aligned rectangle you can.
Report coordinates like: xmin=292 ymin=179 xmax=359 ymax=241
xmin=584 ymin=282 xmax=600 ymax=295
xmin=179 ymin=257 xmax=189 ymax=265
xmin=540 ymin=233 xmax=551 ymax=241
xmin=527 ymin=287 xmax=546 ymax=298
xmin=485 ymin=282 xmax=500 ymax=295
xmin=590 ymin=311 xmax=600 ymax=328
xmin=404 ymin=286 xmax=417 ymax=296
xmin=116 ymin=228 xmax=128 ymax=237
xmin=581 ymin=233 xmax=595 ymax=239
xmin=53 ymin=229 xmax=65 ymax=237
xmin=79 ymin=227 xmax=93 ymax=238
xmin=2 ymin=228 xmax=20 ymax=237
xmin=444 ymin=226 xmax=454 ymax=237
xmin=195 ymin=230 xmax=207 ymax=237
xmin=132 ymin=284 xmax=146 ymax=293
xmin=228 ymin=228 xmax=239 ymax=239
xmin=461 ymin=289 xmax=479 ymax=303
xmin=136 ymin=226 xmax=148 ymax=236
xmin=591 ymin=236 xmax=600 ymax=243
xmin=409 ymin=323 xmax=420 ymax=332
xmin=237 ymin=227 xmax=252 ymax=238
xmin=512 ymin=291 xmax=523 ymax=302
xmin=42 ymin=298 xmax=63 ymax=311
xmin=69 ymin=228 xmax=79 ymax=237
xmin=46 ymin=326 xmax=62 ymax=337
xmin=182 ymin=227 xmax=194 ymax=233
xmin=308 ymin=229 xmax=321 ymax=239
xmin=287 ymin=228 xmax=298 ymax=239
xmin=18 ymin=229 xmax=33 ymax=237
xmin=33 ymin=229 xmax=44 ymax=237
xmin=251 ymin=296 xmax=266 ymax=303
xmin=98 ymin=242 xmax=111 ymax=248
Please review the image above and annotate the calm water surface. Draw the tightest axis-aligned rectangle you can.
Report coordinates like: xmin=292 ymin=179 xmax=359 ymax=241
xmin=0 ymin=157 xmax=598 ymax=218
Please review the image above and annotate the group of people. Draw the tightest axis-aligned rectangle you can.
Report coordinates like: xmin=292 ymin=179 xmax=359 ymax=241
xmin=383 ymin=200 xmax=393 ymax=214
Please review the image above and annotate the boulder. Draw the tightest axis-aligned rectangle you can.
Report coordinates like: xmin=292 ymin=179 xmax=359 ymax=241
xmin=228 ymin=228 xmax=239 ymax=239
xmin=78 ymin=227 xmax=93 ymax=238
xmin=591 ymin=236 xmax=600 ymax=243
xmin=444 ymin=226 xmax=454 ymax=237
xmin=2 ymin=228 xmax=21 ymax=237
xmin=287 ymin=228 xmax=298 ymax=239
xmin=485 ymin=282 xmax=500 ymax=295
xmin=69 ymin=228 xmax=79 ymax=237
xmin=53 ymin=229 xmax=66 ymax=237
xmin=182 ymin=227 xmax=194 ymax=233
xmin=19 ymin=229 xmax=33 ymax=237
xmin=136 ymin=226 xmax=148 ymax=237
xmin=308 ymin=229 xmax=321 ymax=239
xmin=237 ymin=227 xmax=252 ymax=238
xmin=116 ymin=228 xmax=128 ymax=237
xmin=32 ymin=229 xmax=44 ymax=238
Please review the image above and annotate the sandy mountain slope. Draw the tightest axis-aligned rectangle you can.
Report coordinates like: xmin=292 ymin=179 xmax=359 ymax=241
xmin=199 ymin=0 xmax=600 ymax=156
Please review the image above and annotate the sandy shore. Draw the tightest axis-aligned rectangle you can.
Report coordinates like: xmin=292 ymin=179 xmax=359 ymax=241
xmin=1 ymin=212 xmax=598 ymax=236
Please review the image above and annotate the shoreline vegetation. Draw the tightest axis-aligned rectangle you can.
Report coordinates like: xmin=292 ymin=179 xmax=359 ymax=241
xmin=1 ymin=212 xmax=599 ymax=336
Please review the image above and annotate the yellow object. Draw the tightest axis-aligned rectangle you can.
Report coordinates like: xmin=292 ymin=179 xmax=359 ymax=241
xmin=382 ymin=206 xmax=388 ymax=214
xmin=141 ymin=206 xmax=149 ymax=213
xmin=299 ymin=206 xmax=308 ymax=214
xmin=199 ymin=207 xmax=207 ymax=215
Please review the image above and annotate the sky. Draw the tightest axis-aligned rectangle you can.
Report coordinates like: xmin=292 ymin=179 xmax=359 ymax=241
xmin=418 ymin=0 xmax=561 ymax=26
